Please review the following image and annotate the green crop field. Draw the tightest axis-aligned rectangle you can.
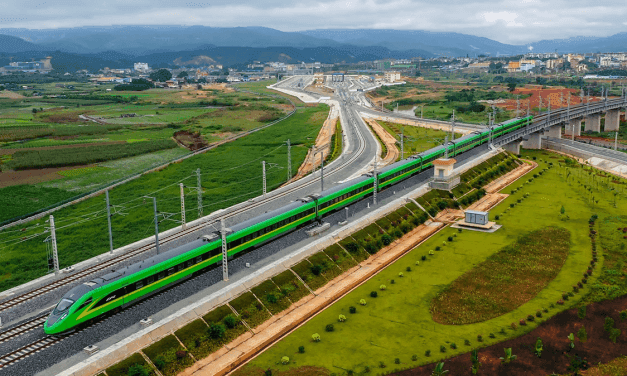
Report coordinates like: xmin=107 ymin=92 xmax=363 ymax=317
xmin=0 ymin=104 xmax=328 ymax=291
xmin=378 ymin=121 xmax=462 ymax=159
xmin=246 ymin=149 xmax=627 ymax=374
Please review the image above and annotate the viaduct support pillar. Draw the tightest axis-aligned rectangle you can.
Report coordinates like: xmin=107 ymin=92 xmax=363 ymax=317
xmin=564 ymin=118 xmax=582 ymax=136
xmin=521 ymin=132 xmax=542 ymax=149
xmin=605 ymin=109 xmax=620 ymax=132
xmin=502 ymin=141 xmax=521 ymax=155
xmin=546 ymin=124 xmax=562 ymax=138
xmin=585 ymin=113 xmax=601 ymax=133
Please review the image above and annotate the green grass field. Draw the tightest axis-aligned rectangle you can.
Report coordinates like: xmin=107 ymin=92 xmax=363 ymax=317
xmin=246 ymin=149 xmax=624 ymax=374
xmin=0 ymin=104 xmax=328 ymax=292
xmin=378 ymin=121 xmax=462 ymax=159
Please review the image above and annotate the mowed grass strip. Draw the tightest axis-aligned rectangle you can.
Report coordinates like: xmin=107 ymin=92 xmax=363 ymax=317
xmin=430 ymin=226 xmax=571 ymax=325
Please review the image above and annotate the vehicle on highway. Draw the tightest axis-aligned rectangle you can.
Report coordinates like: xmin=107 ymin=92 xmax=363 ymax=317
xmin=44 ymin=115 xmax=532 ymax=335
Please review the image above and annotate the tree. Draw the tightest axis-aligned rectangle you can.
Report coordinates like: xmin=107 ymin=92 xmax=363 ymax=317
xmin=150 ymin=68 xmax=172 ymax=82
xmin=432 ymin=362 xmax=449 ymax=376
xmin=177 ymin=71 xmax=189 ymax=79
xmin=507 ymin=82 xmax=517 ymax=92
xmin=128 ymin=364 xmax=150 ymax=376
xmin=500 ymin=348 xmax=517 ymax=364
xmin=470 ymin=350 xmax=481 ymax=374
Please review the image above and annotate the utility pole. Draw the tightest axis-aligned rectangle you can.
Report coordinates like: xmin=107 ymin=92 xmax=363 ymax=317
xmin=539 ymin=94 xmax=542 ymax=113
xmin=615 ymin=131 xmax=619 ymax=151
xmin=516 ymin=95 xmax=520 ymax=118
xmin=220 ymin=218 xmax=229 ymax=281
xmin=373 ymin=158 xmax=378 ymax=206
xmin=568 ymin=95 xmax=574 ymax=143
xmin=319 ymin=152 xmax=324 ymax=192
xmin=49 ymin=215 xmax=59 ymax=275
xmin=400 ymin=127 xmax=404 ymax=159
xmin=149 ymin=197 xmax=160 ymax=254
xmin=420 ymin=105 xmax=423 ymax=119
xmin=196 ymin=168 xmax=202 ymax=219
xmin=548 ymin=98 xmax=551 ymax=124
xmin=262 ymin=161 xmax=267 ymax=197
xmin=180 ymin=183 xmax=186 ymax=230
xmin=286 ymin=139 xmax=291 ymax=181
xmin=451 ymin=110 xmax=456 ymax=141
xmin=587 ymin=88 xmax=590 ymax=113
xmin=106 ymin=190 xmax=113 ymax=254
xmin=444 ymin=135 xmax=449 ymax=158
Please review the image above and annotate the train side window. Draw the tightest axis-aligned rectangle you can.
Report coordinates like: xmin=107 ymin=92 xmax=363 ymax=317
xmin=146 ymin=275 xmax=155 ymax=284
xmin=136 ymin=280 xmax=145 ymax=289
xmin=167 ymin=267 xmax=176 ymax=276
xmin=158 ymin=271 xmax=166 ymax=280
xmin=196 ymin=256 xmax=202 ymax=264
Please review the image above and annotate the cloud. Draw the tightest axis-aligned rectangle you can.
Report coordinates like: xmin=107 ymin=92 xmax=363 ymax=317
xmin=0 ymin=0 xmax=625 ymax=45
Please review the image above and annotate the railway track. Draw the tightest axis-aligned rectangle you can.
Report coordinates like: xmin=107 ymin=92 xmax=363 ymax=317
xmin=0 ymin=93 xmax=370 ymax=316
xmin=0 ymin=335 xmax=61 ymax=369
xmin=0 ymin=313 xmax=49 ymax=345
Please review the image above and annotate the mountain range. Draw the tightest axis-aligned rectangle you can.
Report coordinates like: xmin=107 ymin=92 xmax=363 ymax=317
xmin=1 ymin=26 xmax=627 ymax=70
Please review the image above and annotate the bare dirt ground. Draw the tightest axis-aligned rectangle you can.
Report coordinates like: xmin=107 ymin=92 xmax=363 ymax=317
xmin=484 ymin=161 xmax=537 ymax=193
xmin=363 ymin=118 xmax=399 ymax=166
xmin=0 ymin=91 xmax=24 ymax=99
xmin=0 ymin=166 xmax=82 ymax=187
xmin=495 ymin=86 xmax=599 ymax=112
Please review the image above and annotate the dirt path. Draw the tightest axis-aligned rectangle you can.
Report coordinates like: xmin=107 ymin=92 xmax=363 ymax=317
xmin=363 ymin=117 xmax=399 ymax=166
xmin=0 ymin=165 xmax=89 ymax=187
xmin=484 ymin=160 xmax=537 ymax=194
xmin=286 ymin=106 xmax=339 ymax=184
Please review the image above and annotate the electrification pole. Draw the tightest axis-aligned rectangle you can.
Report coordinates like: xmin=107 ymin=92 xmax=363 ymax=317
xmin=106 ymin=190 xmax=113 ymax=254
xmin=516 ymin=95 xmax=520 ymax=118
xmin=49 ymin=215 xmax=59 ymax=275
xmin=221 ymin=218 xmax=228 ymax=281
xmin=151 ymin=197 xmax=160 ymax=254
xmin=262 ymin=161 xmax=267 ymax=197
xmin=373 ymin=158 xmax=378 ymax=206
xmin=319 ymin=152 xmax=324 ymax=192
xmin=196 ymin=168 xmax=202 ymax=219
xmin=451 ymin=111 xmax=456 ymax=141
xmin=615 ymin=132 xmax=619 ymax=151
xmin=286 ymin=139 xmax=291 ymax=180
xmin=400 ymin=127 xmax=404 ymax=159
xmin=180 ymin=183 xmax=186 ymax=230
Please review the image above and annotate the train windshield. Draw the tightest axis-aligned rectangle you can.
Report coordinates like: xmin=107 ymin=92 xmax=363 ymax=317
xmin=54 ymin=298 xmax=74 ymax=313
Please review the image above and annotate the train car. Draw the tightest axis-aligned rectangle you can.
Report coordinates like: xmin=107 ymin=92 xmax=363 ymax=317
xmin=45 ymin=114 xmax=534 ymax=335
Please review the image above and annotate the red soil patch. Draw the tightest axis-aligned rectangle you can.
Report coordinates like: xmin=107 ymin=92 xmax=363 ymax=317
xmin=496 ymin=86 xmax=602 ymax=112
xmin=394 ymin=295 xmax=627 ymax=376
xmin=0 ymin=166 xmax=82 ymax=187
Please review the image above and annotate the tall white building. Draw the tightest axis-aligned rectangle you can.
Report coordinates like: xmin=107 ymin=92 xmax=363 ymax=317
xmin=134 ymin=62 xmax=150 ymax=72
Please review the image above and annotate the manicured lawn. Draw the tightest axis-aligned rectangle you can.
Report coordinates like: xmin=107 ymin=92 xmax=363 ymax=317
xmin=431 ymin=226 xmax=571 ymax=325
xmin=246 ymin=149 xmax=621 ymax=374
xmin=379 ymin=121 xmax=461 ymax=159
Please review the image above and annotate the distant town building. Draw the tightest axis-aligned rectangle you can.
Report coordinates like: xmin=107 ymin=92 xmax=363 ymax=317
xmin=134 ymin=62 xmax=150 ymax=72
xmin=1 ymin=57 xmax=52 ymax=73
xmin=384 ymin=71 xmax=401 ymax=82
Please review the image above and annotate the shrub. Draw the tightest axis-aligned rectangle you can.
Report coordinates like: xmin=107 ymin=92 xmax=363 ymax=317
xmin=281 ymin=356 xmax=290 ymax=365
xmin=390 ymin=279 xmax=395 ymax=284
xmin=298 ymin=346 xmax=305 ymax=353
xmin=394 ymin=358 xmax=401 ymax=364
xmin=412 ymin=354 xmax=418 ymax=361
xmin=511 ymin=322 xmax=517 ymax=330
xmin=422 ymin=255 xmax=428 ymax=260
xmin=440 ymin=345 xmax=446 ymax=353
xmin=398 ymin=272 xmax=404 ymax=277
xmin=379 ymin=361 xmax=386 ymax=368
xmin=370 ymin=291 xmax=378 ymax=298
xmin=338 ymin=314 xmax=346 ymax=322
xmin=359 ymin=299 xmax=366 ymax=306
xmin=428 ymin=250 xmax=435 ymax=255
xmin=380 ymin=284 xmax=387 ymax=290
xmin=435 ymin=246 xmax=441 ymax=251
xmin=447 ymin=236 xmax=453 ymax=242
xmin=604 ymin=317 xmax=615 ymax=332
xmin=406 ymin=266 xmax=412 ymax=272
xmin=536 ymin=311 xmax=542 ymax=318
xmin=349 ymin=306 xmax=356 ymax=314
xmin=489 ymin=333 xmax=495 ymax=339
xmin=519 ymin=319 xmax=527 ymax=326
xmin=557 ymin=299 xmax=565 ymax=305
xmin=450 ymin=342 xmax=457 ymax=349
xmin=223 ymin=314 xmax=238 ymax=329
xmin=578 ymin=306 xmax=586 ymax=319
xmin=610 ymin=328 xmax=622 ymax=343
xmin=477 ymin=334 xmax=483 ymax=342
xmin=620 ymin=311 xmax=627 ymax=320
xmin=425 ymin=350 xmax=431 ymax=357
xmin=464 ymin=339 xmax=471 ymax=346
xmin=381 ymin=234 xmax=392 ymax=245
xmin=500 ymin=328 xmax=506 ymax=335
xmin=154 ymin=357 xmax=166 ymax=370
xmin=577 ymin=326 xmax=588 ymax=342
xmin=495 ymin=215 xmax=500 ymax=220
xmin=208 ymin=323 xmax=226 ymax=339
xmin=312 ymin=333 xmax=321 ymax=342
xmin=415 ymin=261 xmax=420 ymax=266
xmin=128 ymin=364 xmax=150 ymax=376
xmin=364 ymin=366 xmax=370 ymax=373
xmin=175 ymin=350 xmax=187 ymax=359
xmin=311 ymin=265 xmax=322 ymax=276
xmin=325 ymin=324 xmax=334 ymax=332
xmin=543 ymin=307 xmax=549 ymax=313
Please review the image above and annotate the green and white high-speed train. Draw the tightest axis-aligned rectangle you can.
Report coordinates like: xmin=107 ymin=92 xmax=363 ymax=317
xmin=44 ymin=116 xmax=531 ymax=335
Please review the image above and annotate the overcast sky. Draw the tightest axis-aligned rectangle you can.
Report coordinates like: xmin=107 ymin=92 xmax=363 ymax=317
xmin=2 ymin=0 xmax=626 ymax=45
